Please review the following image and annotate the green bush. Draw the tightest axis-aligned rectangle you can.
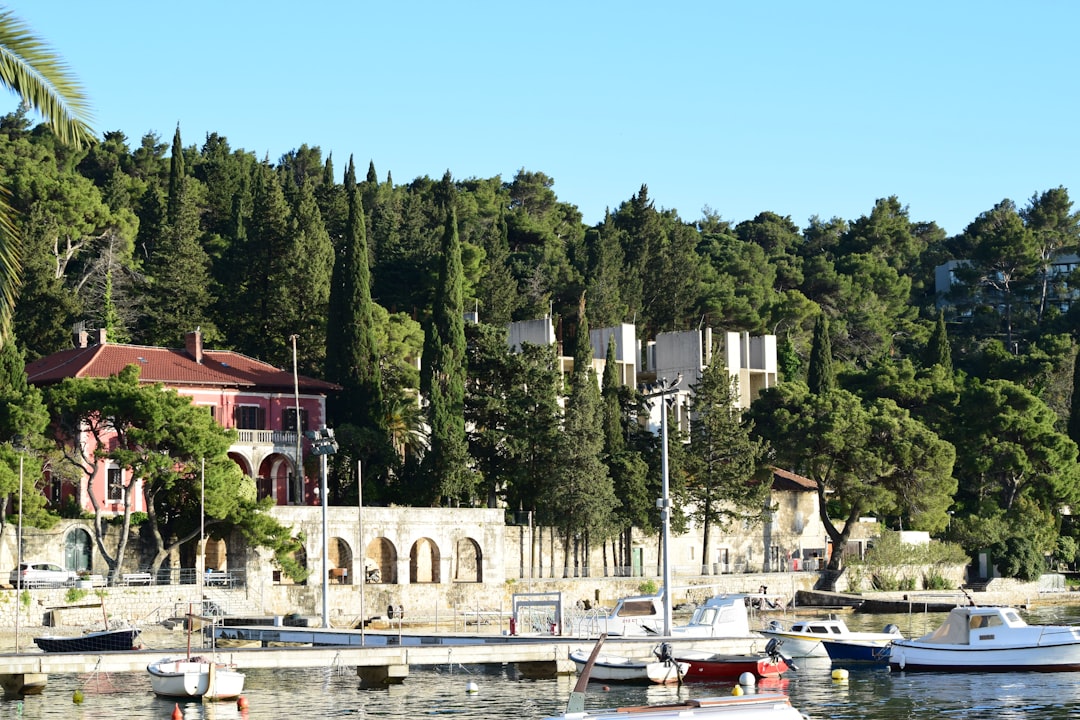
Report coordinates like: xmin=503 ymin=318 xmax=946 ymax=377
xmin=993 ymin=536 xmax=1045 ymax=581
xmin=924 ymin=571 xmax=953 ymax=590
xmin=637 ymin=579 xmax=659 ymax=595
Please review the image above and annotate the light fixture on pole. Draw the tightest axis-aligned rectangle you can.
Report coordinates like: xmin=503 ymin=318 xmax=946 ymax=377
xmin=641 ymin=373 xmax=682 ymax=636
xmin=305 ymin=426 xmax=338 ymax=629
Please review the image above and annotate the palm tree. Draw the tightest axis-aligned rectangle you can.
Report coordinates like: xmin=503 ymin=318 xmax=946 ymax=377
xmin=0 ymin=8 xmax=94 ymax=341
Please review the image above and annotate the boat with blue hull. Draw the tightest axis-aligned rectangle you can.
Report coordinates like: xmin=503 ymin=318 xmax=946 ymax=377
xmin=821 ymin=637 xmax=891 ymax=665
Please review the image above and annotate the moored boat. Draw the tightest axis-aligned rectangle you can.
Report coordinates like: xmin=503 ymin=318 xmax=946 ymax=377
xmin=146 ymin=656 xmax=245 ymax=700
xmin=889 ymin=605 xmax=1080 ymax=672
xmin=542 ymin=693 xmax=809 ymax=720
xmin=820 ymin=637 xmax=891 ymax=665
xmin=34 ymin=627 xmax=141 ymax=653
xmin=669 ymin=638 xmax=792 ymax=681
xmin=568 ymin=648 xmax=688 ymax=685
xmin=760 ymin=617 xmax=902 ymax=658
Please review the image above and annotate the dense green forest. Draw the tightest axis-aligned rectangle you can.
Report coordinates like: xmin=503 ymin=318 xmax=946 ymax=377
xmin=5 ymin=108 xmax=1080 ymax=580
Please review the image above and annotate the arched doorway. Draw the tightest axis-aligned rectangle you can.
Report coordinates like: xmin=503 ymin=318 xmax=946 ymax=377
xmin=410 ymin=537 xmax=441 ymax=583
xmin=64 ymin=527 xmax=92 ymax=572
xmin=364 ymin=538 xmax=397 ymax=584
xmin=454 ymin=537 xmax=482 ymax=582
xmin=329 ymin=537 xmax=353 ymax=584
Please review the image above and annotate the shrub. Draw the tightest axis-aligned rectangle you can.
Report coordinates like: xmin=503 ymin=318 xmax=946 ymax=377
xmin=637 ymin=579 xmax=659 ymax=595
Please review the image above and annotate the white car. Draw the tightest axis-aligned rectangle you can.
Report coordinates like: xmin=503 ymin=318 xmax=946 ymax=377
xmin=9 ymin=562 xmax=76 ymax=588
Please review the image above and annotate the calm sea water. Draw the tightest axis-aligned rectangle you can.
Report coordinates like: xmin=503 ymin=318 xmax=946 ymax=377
xmin=4 ymin=605 xmax=1080 ymax=719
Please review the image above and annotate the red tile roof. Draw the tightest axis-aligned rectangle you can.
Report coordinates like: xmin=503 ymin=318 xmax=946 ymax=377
xmin=26 ymin=341 xmax=340 ymax=393
xmin=770 ymin=466 xmax=818 ymax=492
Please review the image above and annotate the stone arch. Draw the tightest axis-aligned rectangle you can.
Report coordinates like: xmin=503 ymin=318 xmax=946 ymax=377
xmin=257 ymin=453 xmax=296 ymax=504
xmin=329 ymin=537 xmax=353 ymax=584
xmin=410 ymin=537 xmax=442 ymax=584
xmin=64 ymin=527 xmax=92 ymax=572
xmin=204 ymin=538 xmax=228 ymax=571
xmin=454 ymin=537 xmax=482 ymax=583
xmin=364 ymin=538 xmax=397 ymax=584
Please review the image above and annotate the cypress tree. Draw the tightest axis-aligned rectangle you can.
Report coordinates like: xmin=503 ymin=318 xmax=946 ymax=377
xmin=166 ymin=124 xmax=184 ymax=227
xmin=420 ymin=198 xmax=472 ymax=505
xmin=807 ymin=313 xmax=835 ymax=395
xmin=1069 ymin=344 xmax=1080 ymax=447
xmin=924 ymin=309 xmax=952 ymax=372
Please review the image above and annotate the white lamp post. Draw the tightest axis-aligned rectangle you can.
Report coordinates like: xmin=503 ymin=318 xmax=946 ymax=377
xmin=305 ymin=426 xmax=338 ymax=628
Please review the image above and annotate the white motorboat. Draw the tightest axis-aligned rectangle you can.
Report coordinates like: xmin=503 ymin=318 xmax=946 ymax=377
xmin=571 ymin=593 xmax=769 ymax=641
xmin=760 ymin=617 xmax=902 ymax=658
xmin=568 ymin=648 xmax=687 ymax=685
xmin=889 ymin=605 xmax=1080 ymax=672
xmin=146 ymin=656 xmax=246 ymax=700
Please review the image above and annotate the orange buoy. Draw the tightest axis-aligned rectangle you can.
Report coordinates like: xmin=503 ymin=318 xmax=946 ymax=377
xmin=172 ymin=702 xmax=182 ymax=720
xmin=237 ymin=696 xmax=249 ymax=710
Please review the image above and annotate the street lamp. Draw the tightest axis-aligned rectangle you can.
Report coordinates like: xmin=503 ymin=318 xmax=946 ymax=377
xmin=641 ymin=373 xmax=682 ymax=636
xmin=305 ymin=426 xmax=338 ymax=628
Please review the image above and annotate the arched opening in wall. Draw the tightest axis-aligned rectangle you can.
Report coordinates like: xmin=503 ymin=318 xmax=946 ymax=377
xmin=283 ymin=545 xmax=308 ymax=585
xmin=410 ymin=537 xmax=441 ymax=584
xmin=229 ymin=452 xmax=262 ymax=498
xmin=365 ymin=538 xmax=397 ymax=584
xmin=64 ymin=527 xmax=92 ymax=572
xmin=259 ymin=455 xmax=293 ymax=505
xmin=454 ymin=537 xmax=482 ymax=583
xmin=329 ymin=537 xmax=353 ymax=584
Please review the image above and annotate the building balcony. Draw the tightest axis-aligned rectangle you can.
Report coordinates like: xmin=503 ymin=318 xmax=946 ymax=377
xmin=234 ymin=429 xmax=301 ymax=457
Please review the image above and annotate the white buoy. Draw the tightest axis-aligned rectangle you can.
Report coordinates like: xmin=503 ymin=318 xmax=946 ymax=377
xmin=465 ymin=680 xmax=479 ymax=694
xmin=831 ymin=668 xmax=849 ymax=681
xmin=738 ymin=671 xmax=756 ymax=686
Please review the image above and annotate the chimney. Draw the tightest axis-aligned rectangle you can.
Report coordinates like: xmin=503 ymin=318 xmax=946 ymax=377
xmin=97 ymin=328 xmax=107 ymax=345
xmin=74 ymin=327 xmax=88 ymax=349
xmin=185 ymin=330 xmax=203 ymax=363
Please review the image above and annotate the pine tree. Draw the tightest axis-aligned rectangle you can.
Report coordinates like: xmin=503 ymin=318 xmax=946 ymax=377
xmin=326 ymin=156 xmax=383 ymax=433
xmin=545 ymin=295 xmax=617 ymax=576
xmin=420 ymin=194 xmax=473 ymax=505
xmin=685 ymin=358 xmax=768 ymax=572
xmin=924 ymin=309 xmax=952 ymax=372
xmin=1069 ymin=344 xmax=1080 ymax=448
xmin=807 ymin=314 xmax=835 ymax=394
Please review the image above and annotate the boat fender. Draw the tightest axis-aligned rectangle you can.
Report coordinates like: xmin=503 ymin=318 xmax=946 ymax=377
xmin=172 ymin=704 xmax=182 ymax=720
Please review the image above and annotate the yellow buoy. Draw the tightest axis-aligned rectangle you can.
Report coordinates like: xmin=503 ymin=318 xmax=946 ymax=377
xmin=732 ymin=684 xmax=744 ymax=696
xmin=831 ymin=668 xmax=849 ymax=681
xmin=72 ymin=688 xmax=84 ymax=704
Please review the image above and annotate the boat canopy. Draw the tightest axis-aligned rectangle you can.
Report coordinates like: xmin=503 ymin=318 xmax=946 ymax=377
xmin=914 ymin=607 xmax=1024 ymax=644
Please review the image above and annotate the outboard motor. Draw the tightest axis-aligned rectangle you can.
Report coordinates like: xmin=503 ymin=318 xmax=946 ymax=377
xmin=884 ymin=623 xmax=901 ymax=635
xmin=766 ymin=637 xmax=797 ymax=672
xmin=655 ymin=642 xmax=675 ymax=664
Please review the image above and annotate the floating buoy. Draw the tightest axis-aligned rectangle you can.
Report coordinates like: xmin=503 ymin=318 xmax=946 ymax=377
xmin=172 ymin=702 xmax=182 ymax=720
xmin=602 ymin=685 xmax=611 ymax=692
xmin=237 ymin=696 xmax=249 ymax=710
xmin=832 ymin=668 xmax=849 ymax=681
xmin=732 ymin=684 xmax=744 ymax=696
xmin=738 ymin=671 xmax=756 ymax=686
xmin=465 ymin=680 xmax=479 ymax=694
xmin=72 ymin=688 xmax=84 ymax=704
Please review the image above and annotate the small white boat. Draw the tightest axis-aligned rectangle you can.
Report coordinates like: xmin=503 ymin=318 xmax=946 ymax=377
xmin=551 ymin=635 xmax=808 ymax=720
xmin=569 ymin=648 xmax=688 ymax=685
xmin=889 ymin=605 xmax=1080 ymax=672
xmin=760 ymin=617 xmax=902 ymax=658
xmin=147 ymin=656 xmax=246 ymax=700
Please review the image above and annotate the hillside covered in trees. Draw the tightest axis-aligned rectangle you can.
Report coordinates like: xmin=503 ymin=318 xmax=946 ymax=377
xmin=6 ymin=109 xmax=1080 ymax=580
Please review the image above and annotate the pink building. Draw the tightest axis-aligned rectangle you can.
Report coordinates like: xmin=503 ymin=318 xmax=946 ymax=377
xmin=25 ymin=329 xmax=339 ymax=513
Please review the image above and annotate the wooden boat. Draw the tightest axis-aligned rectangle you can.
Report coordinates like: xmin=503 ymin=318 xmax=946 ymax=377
xmin=569 ymin=648 xmax=688 ymax=684
xmin=760 ymin=617 xmax=902 ymax=658
xmin=889 ymin=605 xmax=1080 ymax=672
xmin=820 ymin=637 xmax=891 ymax=665
xmin=147 ymin=656 xmax=246 ymax=700
xmin=549 ymin=635 xmax=809 ymax=720
xmin=34 ymin=626 xmax=141 ymax=653
xmin=671 ymin=639 xmax=792 ymax=681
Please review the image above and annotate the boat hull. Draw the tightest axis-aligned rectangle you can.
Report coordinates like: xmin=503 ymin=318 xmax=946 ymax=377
xmin=569 ymin=650 xmax=687 ymax=685
xmin=147 ymin=658 xmax=245 ymax=700
xmin=34 ymin=628 xmax=141 ymax=653
xmin=821 ymin=639 xmax=891 ymax=665
xmin=675 ymin=651 xmax=788 ymax=681
xmin=889 ymin=643 xmax=1080 ymax=672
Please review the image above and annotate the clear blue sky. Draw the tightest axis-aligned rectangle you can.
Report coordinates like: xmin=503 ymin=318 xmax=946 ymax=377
xmin=10 ymin=1 xmax=1080 ymax=237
